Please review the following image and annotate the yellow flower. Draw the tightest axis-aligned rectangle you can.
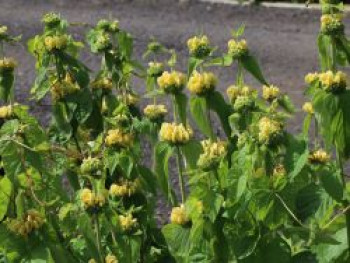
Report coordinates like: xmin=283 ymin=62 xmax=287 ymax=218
xmin=143 ymin=104 xmax=167 ymax=121
xmin=121 ymin=93 xmax=139 ymax=106
xmin=226 ymin=85 xmax=252 ymax=101
xmin=51 ymin=73 xmax=80 ymax=101
xmin=0 ymin=57 xmax=17 ymax=71
xmin=302 ymin=102 xmax=314 ymax=114
xmin=42 ymin=12 xmax=61 ymax=27
xmin=8 ymin=210 xmax=44 ymax=237
xmin=309 ymin=149 xmax=330 ymax=164
xmin=80 ymin=188 xmax=106 ymax=208
xmin=88 ymin=259 xmax=97 ymax=263
xmin=305 ymin=72 xmax=319 ymax=85
xmin=258 ymin=117 xmax=282 ymax=143
xmin=262 ymin=85 xmax=280 ymax=101
xmin=197 ymin=140 xmax=227 ymax=170
xmin=320 ymin=14 xmax=344 ymax=35
xmin=0 ymin=25 xmax=8 ymax=38
xmin=44 ymin=35 xmax=68 ymax=51
xmin=157 ymin=71 xmax=186 ymax=94
xmin=109 ymin=179 xmax=140 ymax=197
xmin=119 ymin=214 xmax=137 ymax=232
xmin=105 ymin=129 xmax=134 ymax=148
xmin=80 ymin=157 xmax=102 ymax=175
xmin=92 ymin=78 xmax=113 ymax=90
xmin=159 ymin=122 xmax=193 ymax=145
xmin=0 ymin=105 xmax=13 ymax=119
xmin=227 ymin=39 xmax=248 ymax=59
xmin=318 ymin=70 xmax=347 ymax=92
xmin=187 ymin=71 xmax=217 ymax=95
xmin=170 ymin=204 xmax=189 ymax=225
xmin=273 ymin=164 xmax=286 ymax=177
xmin=187 ymin=35 xmax=211 ymax=57
xmin=105 ymin=254 xmax=119 ymax=263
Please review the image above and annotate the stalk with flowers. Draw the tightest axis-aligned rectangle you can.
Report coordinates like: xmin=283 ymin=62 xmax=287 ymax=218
xmin=0 ymin=2 xmax=350 ymax=262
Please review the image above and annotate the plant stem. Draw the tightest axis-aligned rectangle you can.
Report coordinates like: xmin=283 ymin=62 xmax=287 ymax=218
xmin=172 ymin=95 xmax=178 ymax=123
xmin=205 ymin=98 xmax=216 ymax=141
xmin=94 ymin=215 xmax=104 ymax=263
xmin=275 ymin=193 xmax=306 ymax=228
xmin=176 ymin=146 xmax=186 ymax=203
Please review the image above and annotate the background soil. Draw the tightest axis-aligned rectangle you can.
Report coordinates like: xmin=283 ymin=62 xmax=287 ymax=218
xmin=1 ymin=0 xmax=350 ymax=223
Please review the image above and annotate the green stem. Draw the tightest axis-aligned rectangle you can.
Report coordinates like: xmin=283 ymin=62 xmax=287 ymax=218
xmin=331 ymin=37 xmax=337 ymax=72
xmin=0 ymin=41 xmax=4 ymax=58
xmin=172 ymin=95 xmax=178 ymax=123
xmin=205 ymin=98 xmax=216 ymax=141
xmin=176 ymin=146 xmax=186 ymax=203
xmin=94 ymin=215 xmax=104 ymax=263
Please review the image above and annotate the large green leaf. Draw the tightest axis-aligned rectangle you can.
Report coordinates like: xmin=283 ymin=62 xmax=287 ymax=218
xmin=319 ymin=167 xmax=344 ymax=202
xmin=174 ymin=93 xmax=188 ymax=126
xmin=0 ymin=176 xmax=12 ymax=220
xmin=0 ymin=70 xmax=14 ymax=103
xmin=241 ymin=54 xmax=268 ymax=85
xmin=162 ymin=224 xmax=191 ymax=262
xmin=189 ymin=97 xmax=213 ymax=138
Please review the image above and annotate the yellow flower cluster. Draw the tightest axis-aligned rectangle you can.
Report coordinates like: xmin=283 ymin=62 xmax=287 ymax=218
xmin=80 ymin=188 xmax=106 ymax=208
xmin=105 ymin=129 xmax=134 ymax=148
xmin=147 ymin=61 xmax=164 ymax=77
xmin=0 ymin=57 xmax=17 ymax=71
xmin=262 ymin=85 xmax=280 ymax=101
xmin=157 ymin=71 xmax=186 ymax=94
xmin=227 ymin=39 xmax=248 ymax=59
xmin=302 ymin=102 xmax=314 ymax=114
xmin=105 ymin=254 xmax=119 ymax=263
xmin=258 ymin=117 xmax=282 ymax=143
xmin=0 ymin=105 xmax=13 ymax=119
xmin=320 ymin=14 xmax=344 ymax=35
xmin=187 ymin=71 xmax=217 ymax=95
xmin=197 ymin=140 xmax=227 ymax=170
xmin=119 ymin=213 xmax=137 ymax=232
xmin=92 ymin=78 xmax=113 ymax=90
xmin=159 ymin=122 xmax=193 ymax=145
xmin=119 ymin=93 xmax=139 ymax=106
xmin=8 ymin=210 xmax=44 ymax=237
xmin=305 ymin=72 xmax=319 ymax=85
xmin=42 ymin=12 xmax=61 ymax=27
xmin=187 ymin=35 xmax=211 ymax=57
xmin=143 ymin=104 xmax=167 ymax=121
xmin=309 ymin=149 xmax=330 ymax=164
xmin=226 ymin=85 xmax=251 ymax=101
xmin=51 ymin=73 xmax=80 ymax=101
xmin=318 ymin=70 xmax=347 ymax=92
xmin=44 ymin=35 xmax=68 ymax=51
xmin=170 ymin=204 xmax=189 ymax=225
xmin=109 ymin=179 xmax=140 ymax=197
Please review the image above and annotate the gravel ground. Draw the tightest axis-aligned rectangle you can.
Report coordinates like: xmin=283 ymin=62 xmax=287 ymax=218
xmin=1 ymin=0 xmax=350 ymax=222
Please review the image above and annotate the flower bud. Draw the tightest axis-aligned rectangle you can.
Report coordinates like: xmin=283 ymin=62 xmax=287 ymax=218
xmin=119 ymin=213 xmax=137 ymax=232
xmin=147 ymin=61 xmax=164 ymax=78
xmin=309 ymin=149 xmax=330 ymax=164
xmin=302 ymin=102 xmax=314 ymax=114
xmin=105 ymin=128 xmax=134 ymax=148
xmin=143 ymin=104 xmax=167 ymax=122
xmin=187 ymin=35 xmax=211 ymax=58
xmin=227 ymin=39 xmax=248 ymax=59
xmin=262 ymin=85 xmax=280 ymax=101
xmin=170 ymin=204 xmax=189 ymax=225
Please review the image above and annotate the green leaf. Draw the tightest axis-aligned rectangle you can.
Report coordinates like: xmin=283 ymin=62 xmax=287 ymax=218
xmin=188 ymin=57 xmax=203 ymax=76
xmin=0 ymin=70 xmax=14 ymax=103
xmin=189 ymin=97 xmax=212 ymax=138
xmin=154 ymin=142 xmax=176 ymax=204
xmin=174 ymin=93 xmax=188 ymax=126
xmin=181 ymin=140 xmax=202 ymax=170
xmin=241 ymin=54 xmax=268 ymax=85
xmin=206 ymin=91 xmax=232 ymax=137
xmin=317 ymin=34 xmax=331 ymax=71
xmin=0 ymin=176 xmax=12 ymax=220
xmin=319 ymin=167 xmax=344 ymax=202
xmin=284 ymin=134 xmax=308 ymax=179
xmin=278 ymin=95 xmax=295 ymax=114
xmin=162 ymin=224 xmax=191 ymax=262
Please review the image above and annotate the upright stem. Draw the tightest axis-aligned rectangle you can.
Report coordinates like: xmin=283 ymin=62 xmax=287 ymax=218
xmin=205 ymin=98 xmax=216 ymax=141
xmin=94 ymin=215 xmax=104 ymax=262
xmin=172 ymin=95 xmax=178 ymax=123
xmin=176 ymin=146 xmax=186 ymax=203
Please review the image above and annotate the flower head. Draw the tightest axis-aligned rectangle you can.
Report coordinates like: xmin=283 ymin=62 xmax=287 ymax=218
xmin=157 ymin=71 xmax=186 ymax=94
xmin=302 ymin=102 xmax=314 ymax=114
xmin=51 ymin=73 xmax=80 ymax=101
xmin=318 ymin=70 xmax=347 ymax=93
xmin=227 ymin=39 xmax=248 ymax=59
xmin=197 ymin=140 xmax=227 ymax=170
xmin=105 ymin=254 xmax=119 ymax=263
xmin=305 ymin=72 xmax=319 ymax=85
xmin=258 ymin=117 xmax=282 ymax=144
xmin=0 ymin=57 xmax=17 ymax=72
xmin=109 ymin=179 xmax=140 ymax=197
xmin=0 ymin=105 xmax=13 ymax=119
xmin=143 ymin=104 xmax=167 ymax=121
xmin=187 ymin=35 xmax=211 ymax=58
xmin=105 ymin=128 xmax=134 ymax=148
xmin=44 ymin=35 xmax=68 ymax=51
xmin=159 ymin=122 xmax=193 ymax=145
xmin=321 ymin=14 xmax=344 ymax=35
xmin=226 ymin=85 xmax=252 ymax=102
xmin=80 ymin=188 xmax=106 ymax=209
xmin=0 ymin=25 xmax=8 ymax=39
xmin=119 ymin=214 xmax=137 ymax=232
xmin=147 ymin=61 xmax=164 ymax=77
xmin=92 ymin=78 xmax=113 ymax=90
xmin=309 ymin=149 xmax=330 ymax=164
xmin=262 ymin=85 xmax=280 ymax=101
xmin=8 ymin=210 xmax=44 ymax=237
xmin=80 ymin=157 xmax=102 ymax=175
xmin=170 ymin=204 xmax=189 ymax=225
xmin=233 ymin=95 xmax=254 ymax=112
xmin=187 ymin=71 xmax=217 ymax=95
xmin=42 ymin=13 xmax=61 ymax=28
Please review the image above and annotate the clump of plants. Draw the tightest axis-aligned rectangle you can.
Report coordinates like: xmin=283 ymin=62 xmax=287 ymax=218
xmin=0 ymin=1 xmax=350 ymax=262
